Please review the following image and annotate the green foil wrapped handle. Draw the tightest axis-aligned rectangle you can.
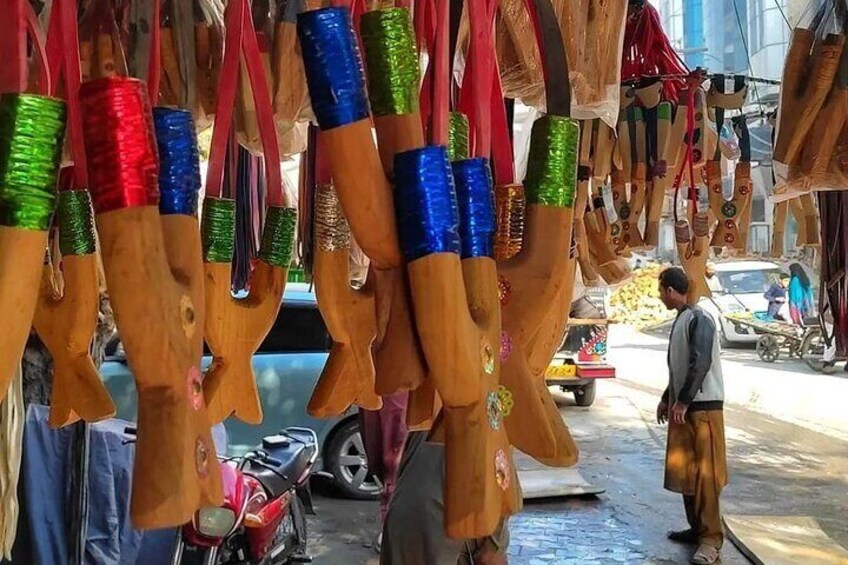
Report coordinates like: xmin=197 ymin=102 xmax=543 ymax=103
xmin=524 ymin=115 xmax=579 ymax=208
xmin=360 ymin=8 xmax=420 ymax=117
xmin=259 ymin=206 xmax=297 ymax=268
xmin=201 ymin=198 xmax=236 ymax=263
xmin=57 ymin=190 xmax=97 ymax=256
xmin=0 ymin=94 xmax=67 ymax=230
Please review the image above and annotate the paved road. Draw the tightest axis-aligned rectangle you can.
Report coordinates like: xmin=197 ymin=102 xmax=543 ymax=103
xmin=307 ymin=330 xmax=848 ymax=564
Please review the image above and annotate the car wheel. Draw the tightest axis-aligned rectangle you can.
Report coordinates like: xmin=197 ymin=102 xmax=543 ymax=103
xmin=574 ymin=381 xmax=596 ymax=407
xmin=325 ymin=419 xmax=382 ymax=500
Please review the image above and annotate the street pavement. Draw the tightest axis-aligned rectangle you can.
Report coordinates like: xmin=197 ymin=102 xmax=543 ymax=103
xmin=307 ymin=326 xmax=848 ymax=564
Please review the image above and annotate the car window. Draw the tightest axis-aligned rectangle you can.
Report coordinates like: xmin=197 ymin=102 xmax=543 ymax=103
xmin=716 ymin=269 xmax=778 ymax=294
xmin=258 ymin=303 xmax=332 ymax=353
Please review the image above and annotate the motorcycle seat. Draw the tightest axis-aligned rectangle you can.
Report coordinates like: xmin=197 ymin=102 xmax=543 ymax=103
xmin=242 ymin=429 xmax=318 ymax=497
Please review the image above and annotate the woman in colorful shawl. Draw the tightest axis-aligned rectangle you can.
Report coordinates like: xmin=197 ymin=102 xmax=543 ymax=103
xmin=788 ymin=263 xmax=815 ymax=325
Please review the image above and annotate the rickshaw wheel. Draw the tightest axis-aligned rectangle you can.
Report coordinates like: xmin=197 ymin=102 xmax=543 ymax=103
xmin=756 ymin=335 xmax=779 ymax=363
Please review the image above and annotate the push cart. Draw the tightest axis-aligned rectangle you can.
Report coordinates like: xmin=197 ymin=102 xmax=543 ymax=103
xmin=723 ymin=313 xmax=824 ymax=365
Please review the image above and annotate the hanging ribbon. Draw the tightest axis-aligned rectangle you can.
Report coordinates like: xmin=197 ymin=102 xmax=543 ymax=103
xmin=45 ymin=0 xmax=89 ymax=192
xmin=206 ymin=0 xmax=284 ymax=208
xmin=523 ymin=0 xmax=570 ymax=117
xmin=0 ymin=0 xmax=26 ymax=94
xmin=671 ymin=78 xmax=700 ymax=223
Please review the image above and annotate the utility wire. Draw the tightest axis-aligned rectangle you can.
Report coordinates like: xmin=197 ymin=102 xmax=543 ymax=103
xmin=774 ymin=0 xmax=791 ymax=28
xmin=732 ymin=0 xmax=764 ymax=110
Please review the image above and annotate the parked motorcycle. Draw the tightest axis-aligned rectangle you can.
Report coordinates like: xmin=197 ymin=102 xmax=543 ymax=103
xmin=122 ymin=426 xmax=317 ymax=564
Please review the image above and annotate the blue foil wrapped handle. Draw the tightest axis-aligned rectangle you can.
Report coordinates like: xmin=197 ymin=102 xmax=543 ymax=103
xmin=298 ymin=7 xmax=371 ymax=130
xmin=452 ymin=158 xmax=495 ymax=259
xmin=153 ymin=107 xmax=200 ymax=216
xmin=394 ymin=146 xmax=461 ymax=262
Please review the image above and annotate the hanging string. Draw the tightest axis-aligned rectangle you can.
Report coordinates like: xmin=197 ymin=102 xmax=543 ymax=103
xmin=731 ymin=0 xmax=762 ymax=110
xmin=671 ymin=83 xmax=698 ymax=223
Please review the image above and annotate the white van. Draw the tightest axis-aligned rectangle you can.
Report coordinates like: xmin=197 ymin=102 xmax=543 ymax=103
xmin=698 ymin=260 xmax=782 ymax=345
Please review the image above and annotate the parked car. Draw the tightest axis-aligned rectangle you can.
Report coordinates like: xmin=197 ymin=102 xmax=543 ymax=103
xmin=698 ymin=260 xmax=781 ymax=345
xmin=100 ymin=283 xmax=379 ymax=500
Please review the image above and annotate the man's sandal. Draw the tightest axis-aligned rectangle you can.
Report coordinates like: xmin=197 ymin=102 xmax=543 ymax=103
xmin=668 ymin=529 xmax=699 ymax=544
xmin=690 ymin=544 xmax=720 ymax=564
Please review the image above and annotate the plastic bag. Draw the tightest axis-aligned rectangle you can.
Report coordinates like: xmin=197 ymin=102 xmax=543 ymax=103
xmin=494 ymin=0 xmax=626 ymax=128
xmin=772 ymin=0 xmax=848 ymax=200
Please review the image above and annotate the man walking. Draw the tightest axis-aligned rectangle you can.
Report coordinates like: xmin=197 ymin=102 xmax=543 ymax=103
xmin=657 ymin=267 xmax=728 ymax=565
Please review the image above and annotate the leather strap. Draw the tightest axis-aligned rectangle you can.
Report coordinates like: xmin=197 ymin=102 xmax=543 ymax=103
xmin=206 ymin=0 xmax=284 ymax=206
xmin=732 ymin=114 xmax=750 ymax=163
xmin=711 ymin=74 xmax=724 ymax=161
xmin=524 ymin=0 xmax=570 ymax=117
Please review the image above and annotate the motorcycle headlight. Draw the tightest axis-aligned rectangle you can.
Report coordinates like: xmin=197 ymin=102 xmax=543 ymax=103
xmin=195 ymin=507 xmax=236 ymax=538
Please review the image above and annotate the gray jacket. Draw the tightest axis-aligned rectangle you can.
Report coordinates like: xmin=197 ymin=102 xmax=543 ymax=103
xmin=663 ymin=305 xmax=724 ymax=410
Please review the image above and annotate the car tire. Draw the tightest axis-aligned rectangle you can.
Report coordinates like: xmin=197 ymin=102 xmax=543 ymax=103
xmin=574 ymin=381 xmax=596 ymax=407
xmin=325 ymin=419 xmax=382 ymax=501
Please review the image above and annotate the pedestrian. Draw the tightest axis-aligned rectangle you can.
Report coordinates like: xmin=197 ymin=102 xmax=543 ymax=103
xmin=656 ymin=267 xmax=728 ymax=565
xmin=763 ymin=273 xmax=790 ymax=321
xmin=358 ymin=391 xmax=409 ymax=553
xmin=380 ymin=431 xmax=509 ymax=565
xmin=787 ymin=263 xmax=815 ymax=325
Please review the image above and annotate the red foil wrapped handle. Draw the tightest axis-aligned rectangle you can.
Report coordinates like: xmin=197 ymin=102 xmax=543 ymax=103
xmin=80 ymin=77 xmax=160 ymax=214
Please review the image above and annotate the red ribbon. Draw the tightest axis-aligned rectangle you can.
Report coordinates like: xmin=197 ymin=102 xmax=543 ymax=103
xmin=206 ymin=0 xmax=284 ymax=207
xmin=0 ymin=0 xmax=26 ymax=94
xmin=46 ymin=0 xmax=89 ymax=191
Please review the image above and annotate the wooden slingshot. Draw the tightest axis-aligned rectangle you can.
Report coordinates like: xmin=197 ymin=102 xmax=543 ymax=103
xmin=0 ymin=226 xmax=52 ymax=404
xmin=497 ymin=115 xmax=580 ymax=466
xmin=774 ymin=23 xmax=844 ymax=168
xmin=359 ymin=6 xmax=429 ymax=397
xmin=789 ymin=193 xmax=821 ymax=247
xmin=34 ymin=192 xmax=114 ymax=428
xmin=585 ymin=121 xmax=619 ymax=268
xmin=298 ymin=6 xmax=402 ymax=269
xmin=80 ymin=73 xmax=223 ymax=528
xmin=395 ymin=147 xmax=520 ymax=539
xmin=202 ymin=0 xmax=297 ymax=426
xmin=676 ymin=212 xmax=712 ymax=305
xmin=706 ymin=76 xmax=751 ymax=251
xmin=771 ymin=200 xmax=788 ymax=257
xmin=308 ymin=183 xmax=382 ymax=417
xmin=78 ymin=3 xmax=226 ymax=523
xmin=801 ymin=41 xmax=848 ymax=184
xmin=575 ymin=124 xmax=601 ymax=286
xmin=0 ymin=5 xmax=67 ymax=405
xmin=645 ymin=101 xmax=673 ymax=248
xmin=733 ymin=116 xmax=755 ymax=251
